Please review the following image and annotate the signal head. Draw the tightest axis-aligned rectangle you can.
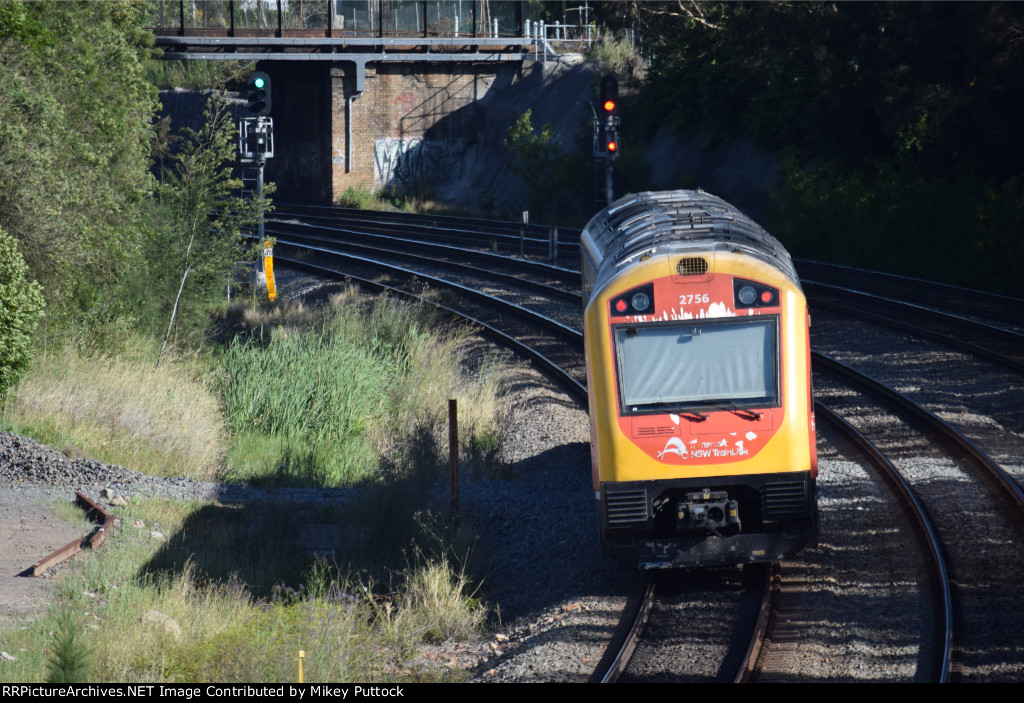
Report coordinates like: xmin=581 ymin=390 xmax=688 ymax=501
xmin=599 ymin=74 xmax=619 ymax=114
xmin=247 ymin=71 xmax=272 ymax=116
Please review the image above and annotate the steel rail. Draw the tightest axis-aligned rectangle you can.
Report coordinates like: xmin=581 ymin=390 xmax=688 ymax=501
xmin=815 ymin=402 xmax=954 ymax=682
xmin=813 ymin=352 xmax=1024 ymax=513
xmin=263 ymin=223 xmax=580 ymax=299
xmin=26 ymin=492 xmax=114 ymax=577
xmin=269 ymin=208 xmax=574 ymax=263
xmin=805 ymin=281 xmax=1024 ymax=375
xmin=266 ymin=238 xmax=585 ymax=347
xmin=796 ymin=258 xmax=1024 ymax=327
xmin=273 ymin=201 xmax=582 ymax=241
xmin=805 ymin=281 xmax=1024 ymax=344
xmin=267 ymin=215 xmax=577 ymax=276
xmin=272 ymin=254 xmax=587 ymax=404
xmin=599 ymin=576 xmax=656 ymax=683
xmin=733 ymin=563 xmax=777 ymax=683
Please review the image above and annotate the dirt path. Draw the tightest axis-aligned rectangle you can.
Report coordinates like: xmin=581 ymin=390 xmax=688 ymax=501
xmin=0 ymin=488 xmax=87 ymax=624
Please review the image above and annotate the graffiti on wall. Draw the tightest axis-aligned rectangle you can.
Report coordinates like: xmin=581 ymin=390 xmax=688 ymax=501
xmin=373 ymin=137 xmax=465 ymax=189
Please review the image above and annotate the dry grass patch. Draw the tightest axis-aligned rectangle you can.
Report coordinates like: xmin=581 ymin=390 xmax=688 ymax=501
xmin=3 ymin=339 xmax=226 ymax=480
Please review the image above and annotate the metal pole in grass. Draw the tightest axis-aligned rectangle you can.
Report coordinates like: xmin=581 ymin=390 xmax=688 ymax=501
xmin=449 ymin=399 xmax=459 ymax=518
xmin=298 ymin=650 xmax=304 ymax=683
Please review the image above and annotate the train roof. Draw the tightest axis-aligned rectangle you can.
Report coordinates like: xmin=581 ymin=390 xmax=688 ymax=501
xmin=580 ymin=190 xmax=799 ymax=285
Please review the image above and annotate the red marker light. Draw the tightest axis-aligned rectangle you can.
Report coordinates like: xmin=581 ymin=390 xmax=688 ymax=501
xmin=761 ymin=290 xmax=774 ymax=304
xmin=615 ymin=299 xmax=628 ymax=313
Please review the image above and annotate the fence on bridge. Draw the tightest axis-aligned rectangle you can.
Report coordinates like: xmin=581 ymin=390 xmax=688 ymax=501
xmin=146 ymin=0 xmax=596 ymax=45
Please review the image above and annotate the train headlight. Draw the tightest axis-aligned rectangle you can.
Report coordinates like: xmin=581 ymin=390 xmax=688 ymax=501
xmin=611 ymin=283 xmax=654 ymax=316
xmin=734 ymin=278 xmax=779 ymax=308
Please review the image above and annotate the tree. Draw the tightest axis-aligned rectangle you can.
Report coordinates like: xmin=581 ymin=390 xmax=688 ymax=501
xmin=0 ymin=226 xmax=45 ymax=398
xmin=505 ymin=109 xmax=580 ymax=219
xmin=0 ymin=1 xmax=158 ymax=319
xmin=154 ymin=94 xmax=270 ymax=361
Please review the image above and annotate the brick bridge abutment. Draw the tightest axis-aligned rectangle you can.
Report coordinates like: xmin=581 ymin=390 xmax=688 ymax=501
xmin=264 ymin=60 xmax=521 ymax=203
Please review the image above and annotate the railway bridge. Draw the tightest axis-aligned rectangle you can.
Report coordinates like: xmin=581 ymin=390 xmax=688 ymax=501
xmin=149 ymin=0 xmax=593 ymax=202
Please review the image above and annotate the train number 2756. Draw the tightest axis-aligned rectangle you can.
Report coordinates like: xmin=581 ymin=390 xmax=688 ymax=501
xmin=680 ymin=293 xmax=711 ymax=305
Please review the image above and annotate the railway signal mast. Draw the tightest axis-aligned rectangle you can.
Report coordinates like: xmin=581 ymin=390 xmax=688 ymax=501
xmin=240 ymin=72 xmax=275 ymax=297
xmin=594 ymin=74 xmax=620 ymax=205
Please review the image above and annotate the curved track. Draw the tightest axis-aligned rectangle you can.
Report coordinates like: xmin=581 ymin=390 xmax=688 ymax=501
xmin=262 ymin=205 xmax=1024 ymax=682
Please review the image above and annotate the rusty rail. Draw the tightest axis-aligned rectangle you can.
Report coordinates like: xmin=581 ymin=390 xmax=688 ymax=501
xmin=26 ymin=492 xmax=115 ymax=577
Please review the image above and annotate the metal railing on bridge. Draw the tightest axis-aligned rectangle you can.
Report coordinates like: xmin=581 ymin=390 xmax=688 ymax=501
xmin=146 ymin=0 xmax=556 ymax=40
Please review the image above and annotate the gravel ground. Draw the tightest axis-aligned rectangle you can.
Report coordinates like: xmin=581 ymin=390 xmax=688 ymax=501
xmin=756 ymin=422 xmax=929 ymax=682
xmin=810 ymin=308 xmax=1024 ymax=682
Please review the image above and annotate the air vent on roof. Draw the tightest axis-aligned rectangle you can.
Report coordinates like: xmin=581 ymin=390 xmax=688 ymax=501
xmin=677 ymin=257 xmax=709 ymax=276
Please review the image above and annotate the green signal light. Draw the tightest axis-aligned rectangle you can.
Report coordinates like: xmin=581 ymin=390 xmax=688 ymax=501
xmin=253 ymin=77 xmax=265 ymax=89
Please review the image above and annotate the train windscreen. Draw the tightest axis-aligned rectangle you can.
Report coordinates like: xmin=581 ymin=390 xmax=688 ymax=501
xmin=613 ymin=317 xmax=779 ymax=412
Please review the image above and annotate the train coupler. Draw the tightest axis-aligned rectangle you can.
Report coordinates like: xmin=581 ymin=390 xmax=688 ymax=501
xmin=676 ymin=490 xmax=741 ymax=534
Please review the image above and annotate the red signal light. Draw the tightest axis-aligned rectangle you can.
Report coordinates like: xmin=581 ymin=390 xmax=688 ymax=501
xmin=607 ymin=140 xmax=618 ymax=153
xmin=603 ymin=99 xmax=616 ymax=112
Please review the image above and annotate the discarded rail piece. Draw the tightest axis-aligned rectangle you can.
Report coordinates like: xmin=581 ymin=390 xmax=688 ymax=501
xmin=26 ymin=492 xmax=115 ymax=577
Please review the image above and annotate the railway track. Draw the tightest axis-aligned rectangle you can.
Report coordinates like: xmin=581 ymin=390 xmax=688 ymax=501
xmin=262 ymin=205 xmax=1024 ymax=681
xmin=266 ymin=246 xmax=777 ymax=682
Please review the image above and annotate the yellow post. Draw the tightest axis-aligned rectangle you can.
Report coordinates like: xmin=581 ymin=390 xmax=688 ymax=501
xmin=298 ymin=650 xmax=305 ymax=683
xmin=263 ymin=239 xmax=277 ymax=302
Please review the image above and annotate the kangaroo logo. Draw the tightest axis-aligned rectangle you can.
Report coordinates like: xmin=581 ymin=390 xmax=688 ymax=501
xmin=658 ymin=437 xmax=689 ymax=460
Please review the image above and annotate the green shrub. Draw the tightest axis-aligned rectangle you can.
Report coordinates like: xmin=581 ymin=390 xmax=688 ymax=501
xmin=46 ymin=606 xmax=93 ymax=683
xmin=585 ymin=33 xmax=647 ymax=84
xmin=0 ymin=226 xmax=45 ymax=398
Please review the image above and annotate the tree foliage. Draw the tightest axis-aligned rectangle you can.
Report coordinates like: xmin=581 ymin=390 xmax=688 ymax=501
xmin=0 ymin=226 xmax=44 ymax=397
xmin=0 ymin=1 xmax=159 ymax=318
xmin=504 ymin=109 xmax=584 ymax=220
xmin=153 ymin=95 xmax=270 ymax=357
xmin=631 ymin=2 xmax=1024 ymax=175
xmin=617 ymin=1 xmax=1024 ymax=292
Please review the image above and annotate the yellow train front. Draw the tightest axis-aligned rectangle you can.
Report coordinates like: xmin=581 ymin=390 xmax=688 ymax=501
xmin=581 ymin=191 xmax=817 ymax=569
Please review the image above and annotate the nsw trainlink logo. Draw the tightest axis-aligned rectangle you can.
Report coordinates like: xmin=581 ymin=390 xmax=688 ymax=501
xmin=656 ymin=432 xmax=758 ymax=462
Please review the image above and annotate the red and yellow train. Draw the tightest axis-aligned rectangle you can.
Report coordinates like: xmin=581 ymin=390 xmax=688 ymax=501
xmin=581 ymin=190 xmax=817 ymax=568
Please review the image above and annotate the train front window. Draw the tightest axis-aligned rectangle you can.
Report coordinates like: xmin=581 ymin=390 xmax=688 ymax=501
xmin=613 ymin=317 xmax=779 ymax=412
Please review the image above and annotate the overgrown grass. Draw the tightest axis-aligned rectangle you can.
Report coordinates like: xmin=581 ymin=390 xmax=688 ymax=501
xmin=1 ymin=283 xmax=508 ymax=682
xmin=337 ymin=185 xmax=401 ymax=211
xmin=336 ymin=185 xmax=464 ymax=218
xmin=222 ymin=291 xmax=506 ymax=487
xmin=2 ymin=335 xmax=226 ymax=480
xmin=0 ymin=497 xmax=483 ymax=683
